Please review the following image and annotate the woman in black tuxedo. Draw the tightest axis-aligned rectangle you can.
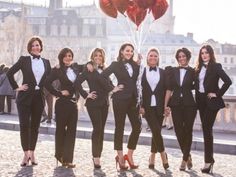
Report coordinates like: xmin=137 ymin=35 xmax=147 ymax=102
xmin=101 ymin=43 xmax=141 ymax=170
xmin=164 ymin=48 xmax=197 ymax=171
xmin=45 ymin=48 xmax=84 ymax=168
xmin=7 ymin=37 xmax=51 ymax=166
xmin=75 ymin=48 xmax=121 ymax=169
xmin=139 ymin=48 xmax=169 ymax=170
xmin=195 ymin=45 xmax=232 ymax=173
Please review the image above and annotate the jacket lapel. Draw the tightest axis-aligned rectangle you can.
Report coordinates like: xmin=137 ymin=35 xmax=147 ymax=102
xmin=27 ymin=56 xmax=37 ymax=85
xmin=174 ymin=68 xmax=180 ymax=86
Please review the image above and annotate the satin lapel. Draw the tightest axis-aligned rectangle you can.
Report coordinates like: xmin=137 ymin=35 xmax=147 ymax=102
xmin=27 ymin=56 xmax=37 ymax=85
xmin=38 ymin=58 xmax=48 ymax=85
xmin=181 ymin=69 xmax=189 ymax=86
xmin=174 ymin=68 xmax=180 ymax=86
xmin=118 ymin=61 xmax=131 ymax=78
xmin=143 ymin=68 xmax=152 ymax=93
xmin=154 ymin=69 xmax=161 ymax=92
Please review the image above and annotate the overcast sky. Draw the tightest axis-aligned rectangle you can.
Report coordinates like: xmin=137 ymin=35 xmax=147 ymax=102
xmin=6 ymin=0 xmax=236 ymax=44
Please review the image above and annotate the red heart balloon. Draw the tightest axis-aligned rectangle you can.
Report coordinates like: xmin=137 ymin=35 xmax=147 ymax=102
xmin=134 ymin=0 xmax=156 ymax=9
xmin=99 ymin=0 xmax=118 ymax=18
xmin=127 ymin=3 xmax=147 ymax=28
xmin=152 ymin=0 xmax=168 ymax=20
xmin=112 ymin=0 xmax=129 ymax=14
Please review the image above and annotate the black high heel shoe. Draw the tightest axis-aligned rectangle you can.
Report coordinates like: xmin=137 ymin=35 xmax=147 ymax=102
xmin=148 ymin=157 xmax=155 ymax=169
xmin=29 ymin=157 xmax=38 ymax=166
xmin=201 ymin=162 xmax=214 ymax=174
xmin=20 ymin=157 xmax=30 ymax=167
xmin=92 ymin=158 xmax=101 ymax=169
xmin=187 ymin=155 xmax=193 ymax=169
xmin=162 ymin=153 xmax=169 ymax=170
xmin=115 ymin=155 xmax=128 ymax=170
xmin=55 ymin=155 xmax=63 ymax=166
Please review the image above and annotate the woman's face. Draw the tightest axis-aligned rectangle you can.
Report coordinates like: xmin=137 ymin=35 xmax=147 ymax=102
xmin=177 ymin=51 xmax=189 ymax=66
xmin=63 ymin=52 xmax=73 ymax=66
xmin=121 ymin=46 xmax=134 ymax=60
xmin=201 ymin=48 xmax=210 ymax=63
xmin=147 ymin=51 xmax=159 ymax=67
xmin=93 ymin=51 xmax=103 ymax=65
xmin=30 ymin=40 xmax=41 ymax=56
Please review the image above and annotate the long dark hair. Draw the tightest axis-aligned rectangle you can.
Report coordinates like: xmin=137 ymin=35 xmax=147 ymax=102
xmin=196 ymin=45 xmax=216 ymax=72
xmin=117 ymin=43 xmax=134 ymax=62
xmin=58 ymin=48 xmax=74 ymax=67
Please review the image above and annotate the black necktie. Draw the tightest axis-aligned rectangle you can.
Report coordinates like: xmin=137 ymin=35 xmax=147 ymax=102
xmin=149 ymin=67 xmax=157 ymax=71
xmin=32 ymin=55 xmax=40 ymax=60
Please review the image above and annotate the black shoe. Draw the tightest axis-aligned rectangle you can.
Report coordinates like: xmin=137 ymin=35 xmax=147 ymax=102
xmin=162 ymin=153 xmax=169 ymax=170
xmin=46 ymin=119 xmax=51 ymax=124
xmin=201 ymin=162 xmax=214 ymax=174
xmin=187 ymin=155 xmax=193 ymax=169
xmin=92 ymin=158 xmax=101 ymax=169
xmin=41 ymin=117 xmax=47 ymax=123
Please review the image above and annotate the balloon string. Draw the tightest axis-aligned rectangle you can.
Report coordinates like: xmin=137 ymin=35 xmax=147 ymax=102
xmin=124 ymin=16 xmax=139 ymax=51
xmin=115 ymin=18 xmax=134 ymax=45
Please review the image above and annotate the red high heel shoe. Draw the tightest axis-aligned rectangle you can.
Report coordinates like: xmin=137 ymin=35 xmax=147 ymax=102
xmin=124 ymin=154 xmax=139 ymax=169
xmin=115 ymin=155 xmax=128 ymax=170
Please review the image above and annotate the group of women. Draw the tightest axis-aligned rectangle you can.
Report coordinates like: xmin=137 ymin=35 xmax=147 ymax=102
xmin=7 ymin=36 xmax=232 ymax=173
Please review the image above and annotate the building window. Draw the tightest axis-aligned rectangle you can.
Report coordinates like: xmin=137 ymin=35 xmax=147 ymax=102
xmin=50 ymin=25 xmax=58 ymax=36
xmin=231 ymin=57 xmax=234 ymax=64
xmin=96 ymin=25 xmax=103 ymax=37
xmin=69 ymin=25 xmax=77 ymax=37
xmin=224 ymin=57 xmax=227 ymax=63
xmin=82 ymin=25 xmax=89 ymax=36
xmin=39 ymin=25 xmax=46 ymax=36
xmin=60 ymin=24 xmax=68 ymax=36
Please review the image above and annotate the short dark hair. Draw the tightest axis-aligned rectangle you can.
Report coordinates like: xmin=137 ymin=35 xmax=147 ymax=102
xmin=27 ymin=36 xmax=43 ymax=54
xmin=58 ymin=48 xmax=74 ymax=67
xmin=175 ymin=48 xmax=191 ymax=61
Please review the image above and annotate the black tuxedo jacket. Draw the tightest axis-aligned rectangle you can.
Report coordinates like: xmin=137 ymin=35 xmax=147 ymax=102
xmin=141 ymin=68 xmax=166 ymax=114
xmin=7 ymin=56 xmax=51 ymax=105
xmin=75 ymin=68 xmax=110 ymax=107
xmin=101 ymin=60 xmax=140 ymax=100
xmin=195 ymin=63 xmax=232 ymax=110
xmin=44 ymin=63 xmax=84 ymax=102
xmin=166 ymin=66 xmax=196 ymax=107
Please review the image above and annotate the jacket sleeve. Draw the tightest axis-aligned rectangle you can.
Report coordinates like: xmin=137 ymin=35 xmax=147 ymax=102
xmin=44 ymin=68 xmax=63 ymax=97
xmin=6 ymin=56 xmax=24 ymax=90
xmin=164 ymin=66 xmax=173 ymax=91
xmin=100 ymin=62 xmax=116 ymax=92
xmin=216 ymin=63 xmax=232 ymax=97
xmin=74 ymin=70 xmax=88 ymax=99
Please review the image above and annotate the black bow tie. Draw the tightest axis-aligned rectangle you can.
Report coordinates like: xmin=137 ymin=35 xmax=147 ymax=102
xmin=123 ymin=60 xmax=132 ymax=65
xmin=179 ymin=66 xmax=188 ymax=70
xmin=65 ymin=65 xmax=72 ymax=70
xmin=149 ymin=67 xmax=157 ymax=71
xmin=32 ymin=55 xmax=40 ymax=60
xmin=98 ymin=65 xmax=104 ymax=70
xmin=202 ymin=64 xmax=208 ymax=68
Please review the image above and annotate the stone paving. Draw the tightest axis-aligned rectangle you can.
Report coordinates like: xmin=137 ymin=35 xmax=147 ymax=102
xmin=0 ymin=129 xmax=235 ymax=177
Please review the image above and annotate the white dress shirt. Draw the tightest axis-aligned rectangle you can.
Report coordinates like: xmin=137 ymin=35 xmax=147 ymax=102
xmin=125 ymin=63 xmax=133 ymax=77
xmin=199 ymin=66 xmax=207 ymax=93
xmin=31 ymin=56 xmax=45 ymax=90
xmin=146 ymin=66 xmax=160 ymax=106
xmin=66 ymin=67 xmax=76 ymax=83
